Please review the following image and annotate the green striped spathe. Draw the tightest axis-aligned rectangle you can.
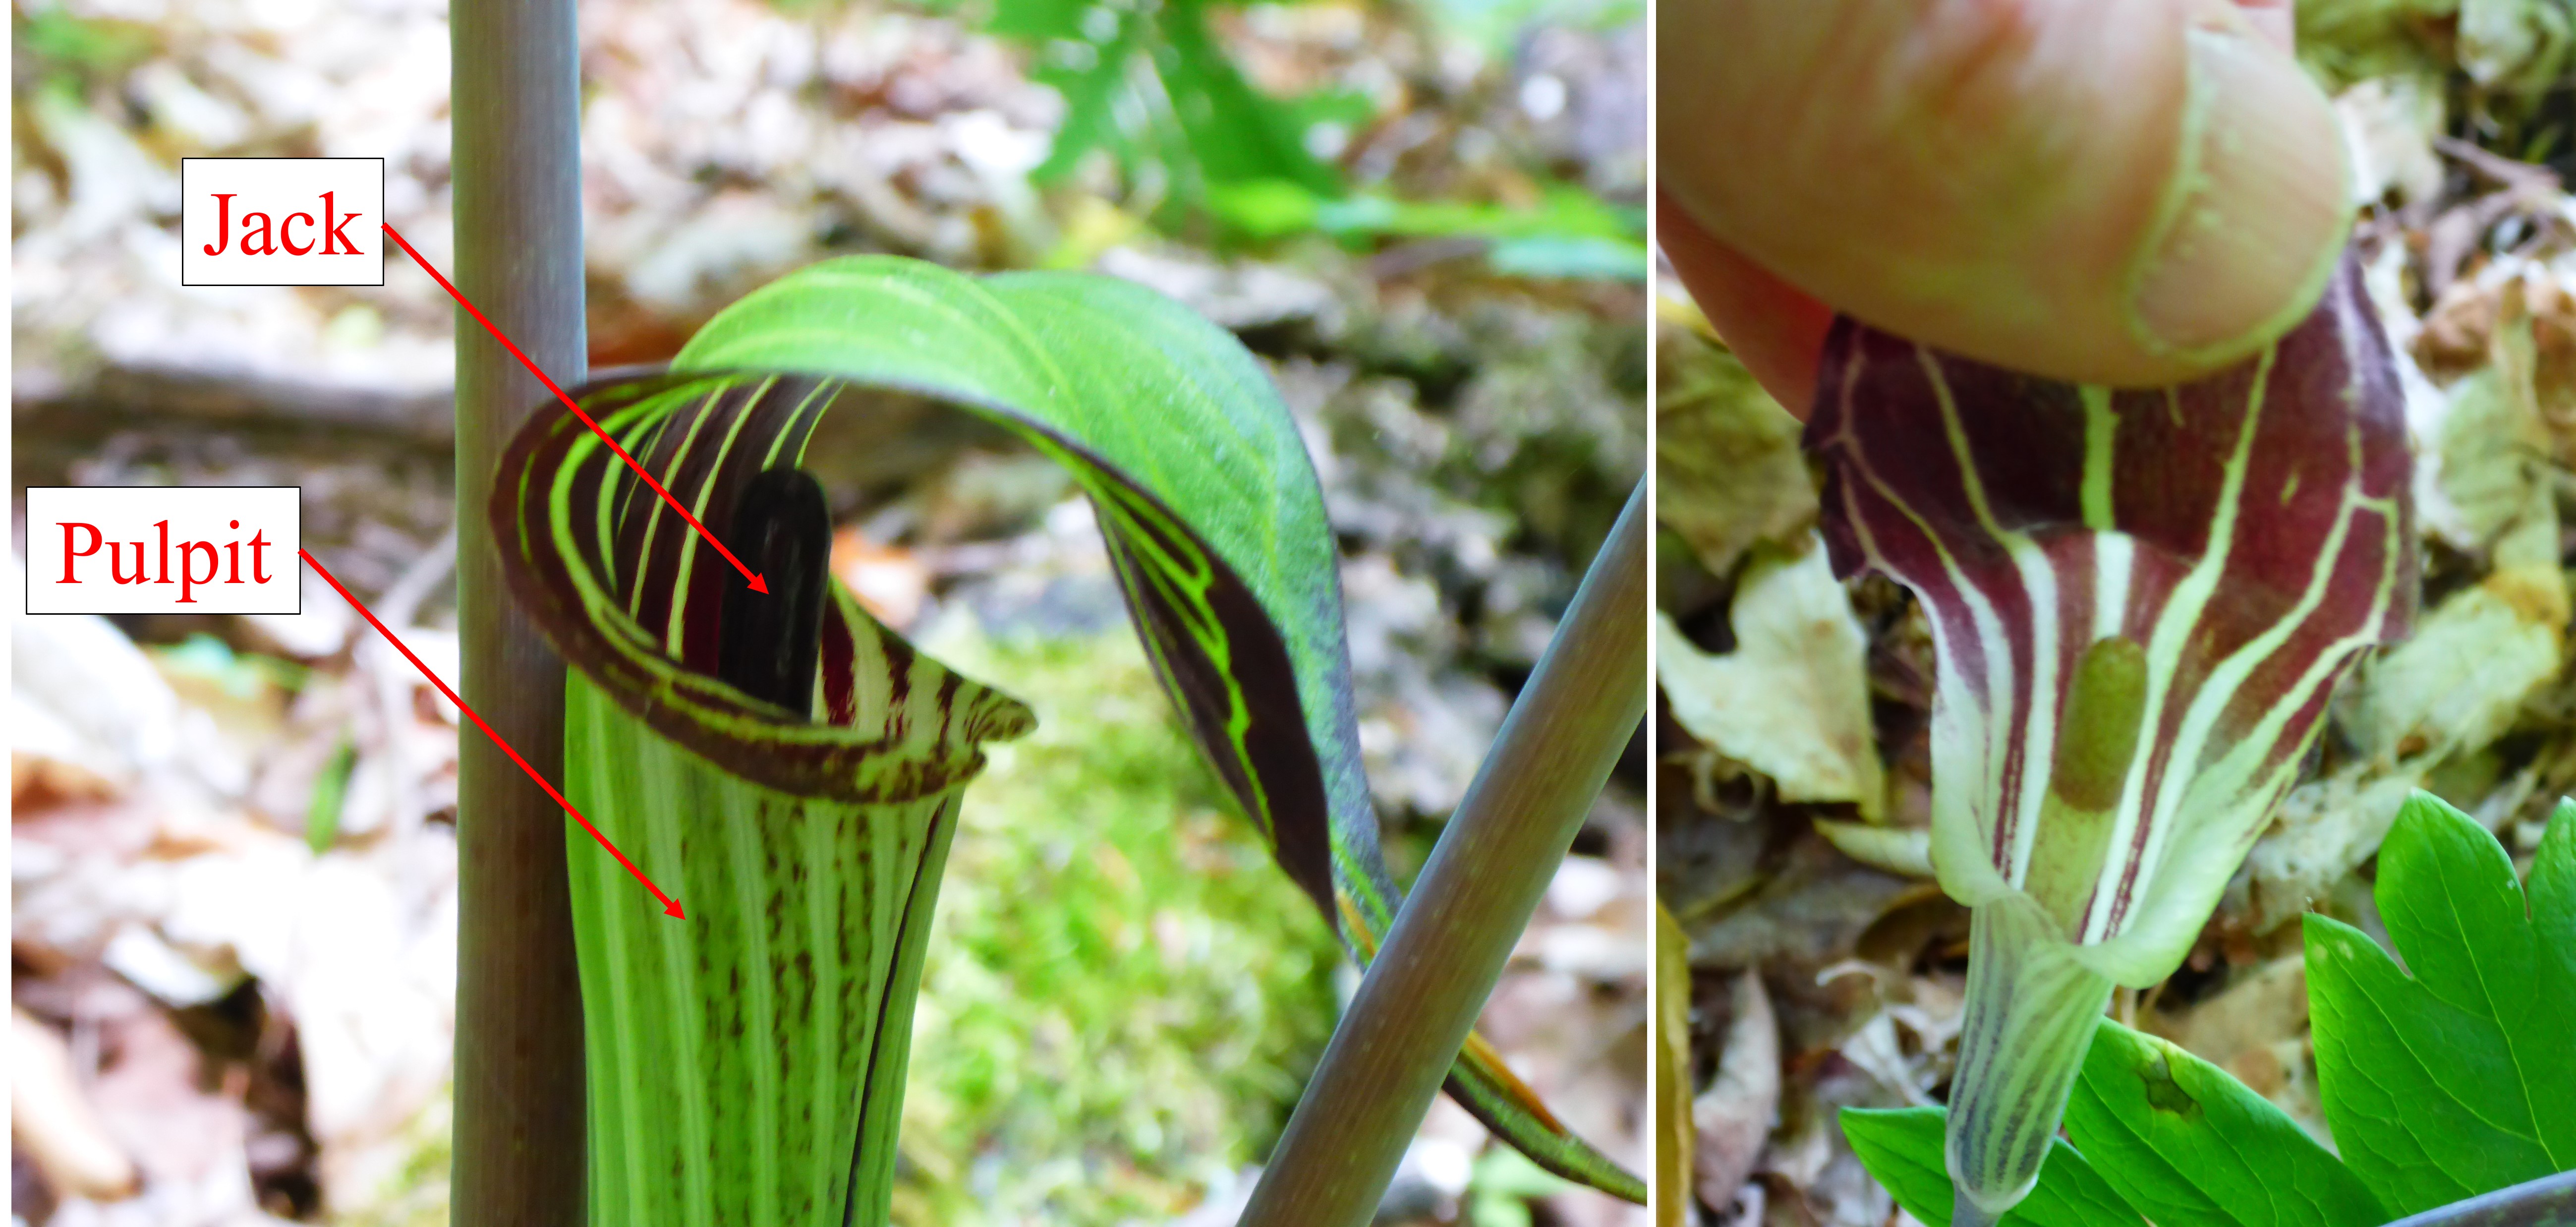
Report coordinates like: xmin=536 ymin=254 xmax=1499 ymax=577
xmin=564 ymin=676 xmax=973 ymax=1227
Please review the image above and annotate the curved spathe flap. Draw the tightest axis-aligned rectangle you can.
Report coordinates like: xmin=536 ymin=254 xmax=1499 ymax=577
xmin=495 ymin=370 xmax=1034 ymax=806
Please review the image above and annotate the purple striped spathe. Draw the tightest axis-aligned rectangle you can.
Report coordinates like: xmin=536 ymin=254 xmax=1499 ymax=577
xmin=1805 ymin=256 xmax=2414 ymax=978
xmin=1802 ymin=255 xmax=2417 ymax=1225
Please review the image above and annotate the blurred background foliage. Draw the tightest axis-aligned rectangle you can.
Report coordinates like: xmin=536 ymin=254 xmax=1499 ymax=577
xmin=926 ymin=0 xmax=1646 ymax=269
xmin=8 ymin=0 xmax=1647 ymax=1217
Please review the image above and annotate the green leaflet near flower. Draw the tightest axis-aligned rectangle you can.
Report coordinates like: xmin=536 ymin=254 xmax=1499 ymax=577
xmin=1803 ymin=256 xmax=2417 ymax=1226
xmin=491 ymin=255 xmax=1642 ymax=1224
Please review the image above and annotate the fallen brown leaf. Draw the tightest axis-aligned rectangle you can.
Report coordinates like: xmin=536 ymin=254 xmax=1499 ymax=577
xmin=11 ymin=1006 xmax=141 ymax=1202
xmin=1693 ymin=970 xmax=1779 ymax=1217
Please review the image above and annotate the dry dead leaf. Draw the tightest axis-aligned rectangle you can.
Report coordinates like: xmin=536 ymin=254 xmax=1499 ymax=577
xmin=1692 ymin=971 xmax=1779 ymax=1216
xmin=1659 ymin=542 xmax=1883 ymax=818
xmin=1657 ymin=339 xmax=1815 ymax=579
xmin=11 ymin=1007 xmax=142 ymax=1203
xmin=833 ymin=527 xmax=930 ymax=630
xmin=1812 ymin=820 xmax=1931 ymax=880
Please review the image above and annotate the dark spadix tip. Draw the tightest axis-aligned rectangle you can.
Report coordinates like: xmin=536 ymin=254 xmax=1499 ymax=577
xmin=718 ymin=467 xmax=832 ymax=716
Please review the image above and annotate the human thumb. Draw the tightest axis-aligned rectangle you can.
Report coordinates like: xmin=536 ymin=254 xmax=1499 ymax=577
xmin=1658 ymin=0 xmax=2347 ymax=389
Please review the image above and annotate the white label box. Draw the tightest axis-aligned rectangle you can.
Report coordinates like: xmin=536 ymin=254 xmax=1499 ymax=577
xmin=26 ymin=487 xmax=302 ymax=615
xmin=180 ymin=158 xmax=384 ymax=287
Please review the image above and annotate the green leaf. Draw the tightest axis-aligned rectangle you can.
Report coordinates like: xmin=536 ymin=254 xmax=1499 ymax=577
xmin=1205 ymin=179 xmax=1648 ymax=282
xmin=2063 ymin=1021 xmax=2389 ymax=1227
xmin=1486 ymin=235 xmax=1651 ymax=282
xmin=663 ymin=260 xmax=1360 ymax=914
xmin=1842 ymin=1107 xmax=2143 ymax=1227
xmin=683 ymin=259 xmax=1641 ymax=1200
xmin=1000 ymin=0 xmax=1342 ymax=215
xmin=304 ymin=737 xmax=354 ymax=855
xmin=493 ymin=255 xmax=1641 ymax=1210
xmin=1467 ymin=1146 xmax=1579 ymax=1227
xmin=2305 ymin=791 xmax=2576 ymax=1216
xmin=1153 ymin=0 xmax=1338 ymax=194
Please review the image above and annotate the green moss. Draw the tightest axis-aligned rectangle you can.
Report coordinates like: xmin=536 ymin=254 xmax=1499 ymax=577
xmin=336 ymin=1088 xmax=453 ymax=1227
xmin=893 ymin=616 xmax=1342 ymax=1227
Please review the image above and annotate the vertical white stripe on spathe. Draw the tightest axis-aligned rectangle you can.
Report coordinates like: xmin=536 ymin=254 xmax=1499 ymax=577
xmin=1832 ymin=424 xmax=2009 ymax=886
xmin=2091 ymin=535 xmax=2132 ymax=650
xmin=1919 ymin=346 xmax=2059 ymax=886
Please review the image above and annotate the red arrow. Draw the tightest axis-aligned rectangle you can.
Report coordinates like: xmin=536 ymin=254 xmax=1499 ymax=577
xmin=380 ymin=223 xmax=768 ymax=595
xmin=303 ymin=547 xmax=687 ymax=920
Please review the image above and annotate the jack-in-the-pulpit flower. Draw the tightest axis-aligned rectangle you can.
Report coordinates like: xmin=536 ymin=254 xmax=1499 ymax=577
xmin=1803 ymin=257 xmax=2416 ymax=1225
xmin=488 ymin=257 xmax=1645 ymax=1224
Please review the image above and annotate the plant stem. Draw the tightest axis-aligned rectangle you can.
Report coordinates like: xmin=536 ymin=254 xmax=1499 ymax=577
xmin=449 ymin=0 xmax=589 ymax=1221
xmin=2384 ymin=1173 xmax=2576 ymax=1227
xmin=1238 ymin=479 xmax=1649 ymax=1227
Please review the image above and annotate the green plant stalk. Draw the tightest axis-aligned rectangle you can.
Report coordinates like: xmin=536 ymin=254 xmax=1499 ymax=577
xmin=2385 ymin=1172 xmax=2576 ymax=1227
xmin=1237 ymin=479 xmax=1649 ymax=1227
xmin=449 ymin=0 xmax=588 ymax=1218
